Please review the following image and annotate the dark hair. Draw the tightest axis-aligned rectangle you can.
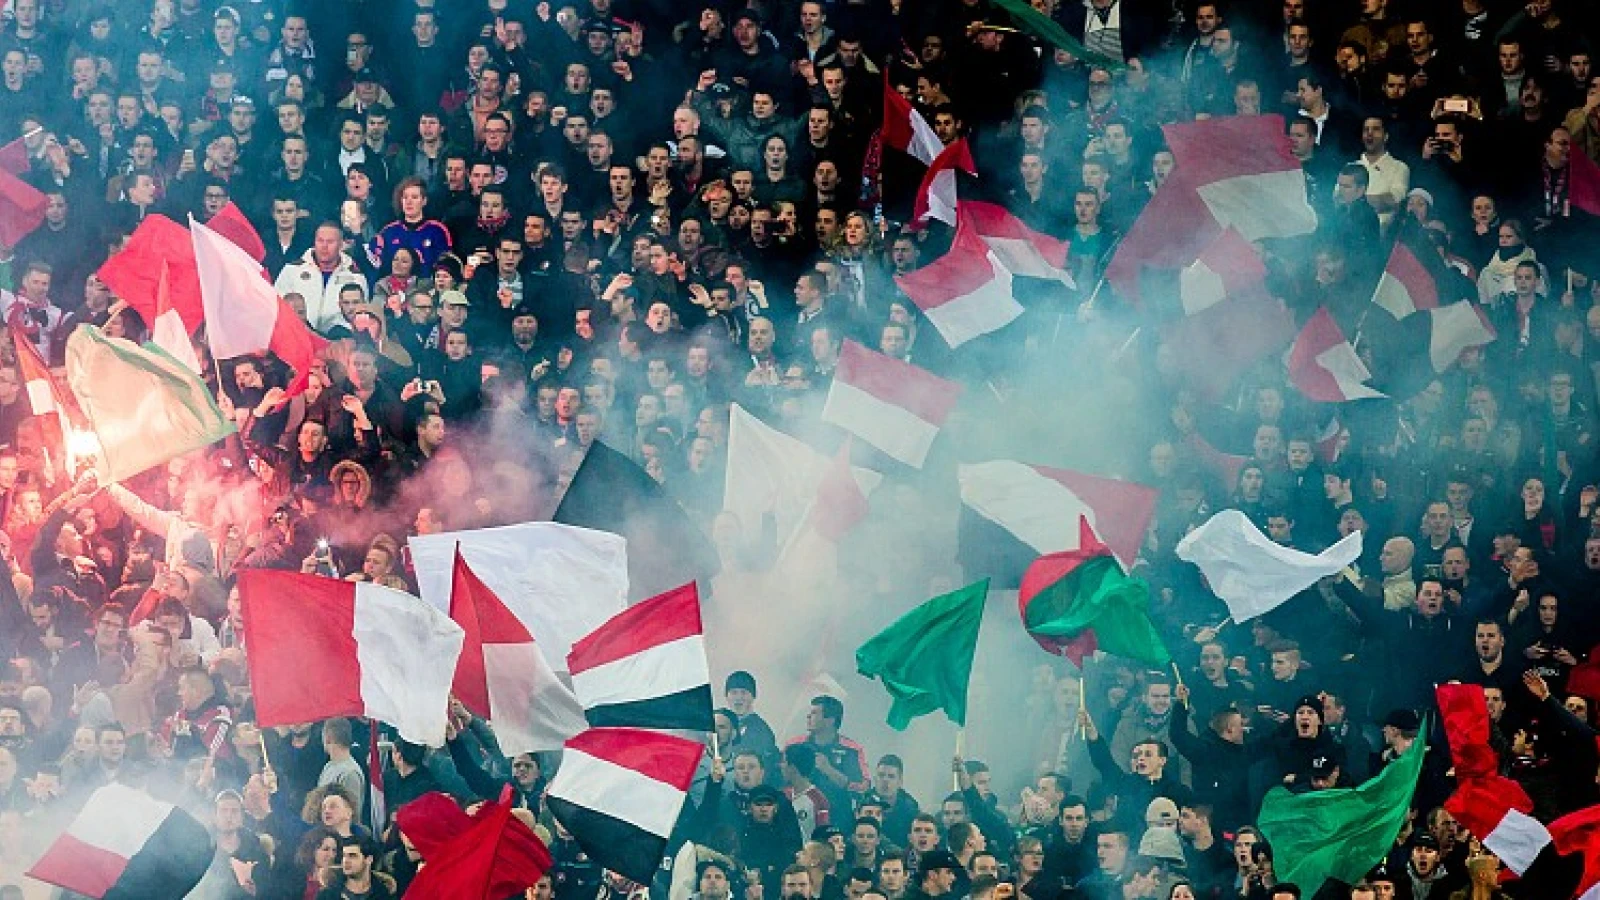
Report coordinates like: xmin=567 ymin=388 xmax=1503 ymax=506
xmin=811 ymin=695 xmax=844 ymax=728
xmin=783 ymin=742 xmax=818 ymax=776
xmin=340 ymin=833 xmax=379 ymax=860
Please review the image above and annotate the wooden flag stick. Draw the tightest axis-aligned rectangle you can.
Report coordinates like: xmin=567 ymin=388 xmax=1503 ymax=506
xmin=952 ymin=730 xmax=965 ymax=791
xmin=1170 ymin=661 xmax=1186 ymax=689
xmin=258 ymin=730 xmax=270 ymax=770
xmin=711 ymin=730 xmax=720 ymax=761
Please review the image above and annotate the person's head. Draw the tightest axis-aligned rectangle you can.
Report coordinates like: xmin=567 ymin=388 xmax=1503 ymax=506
xmin=1130 ymin=740 xmax=1168 ymax=778
xmin=1500 ymin=38 xmax=1524 ymax=75
xmin=807 ymin=695 xmax=843 ymax=736
xmin=1475 ymin=618 xmax=1505 ymax=663
xmin=339 ymin=834 xmax=377 ymax=879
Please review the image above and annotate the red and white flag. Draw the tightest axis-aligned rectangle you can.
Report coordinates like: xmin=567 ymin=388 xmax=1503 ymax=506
xmin=895 ymin=225 xmax=1022 ymax=348
xmin=1371 ymin=241 xmax=1440 ymax=319
xmin=1166 ymin=228 xmax=1295 ymax=401
xmin=802 ymin=438 xmax=872 ymax=541
xmin=822 ymin=340 xmax=961 ymax=468
xmin=960 ymin=200 xmax=1075 ymax=286
xmin=450 ymin=548 xmax=587 ymax=755
xmin=912 ymin=138 xmax=975 ymax=226
xmin=1288 ymin=307 xmax=1385 ymax=403
xmin=206 ymin=201 xmax=266 ymax=263
xmin=1424 ymin=301 xmax=1496 ymax=374
xmin=881 ymin=79 xmax=942 ymax=166
xmin=958 ymin=460 xmax=1158 ymax=574
xmin=190 ymin=216 xmax=328 ymax=396
xmin=150 ymin=261 xmax=201 ymax=373
xmin=28 ymin=783 xmax=212 ymax=898
xmin=1107 ymin=115 xmax=1315 ymax=303
xmin=567 ymin=583 xmax=712 ymax=731
xmin=97 ymin=215 xmax=204 ymax=332
xmin=546 ymin=729 xmax=704 ymax=884
xmin=238 ymin=570 xmax=464 ymax=746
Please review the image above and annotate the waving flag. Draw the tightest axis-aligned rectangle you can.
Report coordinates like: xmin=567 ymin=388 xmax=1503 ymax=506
xmin=449 ymin=549 xmax=587 ymax=755
xmin=1288 ymin=308 xmax=1385 ymax=402
xmin=0 ymin=137 xmax=45 ymax=248
xmin=29 ymin=783 xmax=212 ymax=898
xmin=1176 ymin=509 xmax=1364 ymax=622
xmin=857 ymin=579 xmax=988 ymax=729
xmin=822 ymin=340 xmax=961 ymax=468
xmin=1166 ymin=228 xmax=1295 ymax=401
xmin=567 ymin=583 xmax=713 ymax=731
xmin=546 ymin=728 xmax=705 ymax=883
xmin=190 ymin=216 xmax=327 ymax=396
xmin=912 ymin=138 xmax=975 ymax=226
xmin=896 ymin=226 xmax=1022 ymax=348
xmin=239 ymin=570 xmax=464 ymax=746
xmin=1437 ymin=685 xmax=1549 ymax=876
xmin=1020 ymin=518 xmax=1168 ymax=666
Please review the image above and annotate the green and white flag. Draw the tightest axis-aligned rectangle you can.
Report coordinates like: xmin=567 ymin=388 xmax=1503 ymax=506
xmin=65 ymin=325 xmax=235 ymax=483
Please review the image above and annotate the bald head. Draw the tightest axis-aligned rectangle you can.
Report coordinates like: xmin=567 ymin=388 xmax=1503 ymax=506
xmin=1381 ymin=537 xmax=1415 ymax=575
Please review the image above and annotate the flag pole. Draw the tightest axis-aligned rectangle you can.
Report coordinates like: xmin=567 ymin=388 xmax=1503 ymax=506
xmin=258 ymin=731 xmax=270 ymax=771
xmin=711 ymin=730 xmax=720 ymax=761
xmin=952 ymin=729 xmax=965 ymax=791
xmin=1170 ymin=661 xmax=1185 ymax=689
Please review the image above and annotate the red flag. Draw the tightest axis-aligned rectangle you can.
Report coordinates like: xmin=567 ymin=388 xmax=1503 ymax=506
xmin=1571 ymin=146 xmax=1600 ymax=216
xmin=1569 ymin=646 xmax=1600 ymax=702
xmin=97 ymin=215 xmax=204 ymax=332
xmin=404 ymin=785 xmax=552 ymax=900
xmin=9 ymin=321 xmax=77 ymax=459
xmin=206 ymin=201 xmax=266 ymax=263
xmin=0 ymin=138 xmax=43 ymax=248
xmin=1549 ymin=804 xmax=1600 ymax=895
xmin=1018 ymin=518 xmax=1107 ymax=665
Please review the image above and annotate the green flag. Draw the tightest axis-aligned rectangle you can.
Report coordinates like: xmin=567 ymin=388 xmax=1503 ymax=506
xmin=1258 ymin=722 xmax=1429 ymax=891
xmin=856 ymin=579 xmax=988 ymax=730
xmin=65 ymin=325 xmax=235 ymax=484
xmin=987 ymin=0 xmax=1126 ymax=71
xmin=1024 ymin=554 xmax=1170 ymax=667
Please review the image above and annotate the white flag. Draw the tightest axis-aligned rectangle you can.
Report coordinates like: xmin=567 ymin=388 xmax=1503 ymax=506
xmin=1176 ymin=509 xmax=1362 ymax=622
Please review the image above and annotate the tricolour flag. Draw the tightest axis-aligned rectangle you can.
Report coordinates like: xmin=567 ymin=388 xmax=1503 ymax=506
xmin=1020 ymin=517 xmax=1169 ymax=667
xmin=410 ymin=522 xmax=628 ymax=672
xmin=1166 ymin=228 xmax=1296 ymax=401
xmin=546 ymin=728 xmax=705 ymax=884
xmin=1107 ymin=116 xmax=1315 ymax=303
xmin=895 ymin=225 xmax=1022 ymax=348
xmin=1287 ymin=307 xmax=1385 ymax=403
xmin=912 ymin=138 xmax=975 ymax=226
xmin=64 ymin=324 xmax=235 ymax=484
xmin=191 ymin=216 xmax=327 ymax=395
xmin=567 ymin=583 xmax=713 ymax=731
xmin=1175 ymin=509 xmax=1363 ymax=622
xmin=881 ymin=78 xmax=942 ymax=166
xmin=1437 ymin=685 xmax=1549 ymax=876
xmin=957 ymin=460 xmax=1157 ymax=585
xmin=238 ymin=570 xmax=464 ymax=746
xmin=821 ymin=340 xmax=961 ymax=469
xmin=1258 ymin=723 xmax=1427 ymax=892
xmin=856 ymin=578 xmax=988 ymax=729
xmin=28 ymin=783 xmax=213 ymax=899
xmin=450 ymin=548 xmax=587 ymax=755
xmin=1371 ymin=240 xmax=1440 ymax=319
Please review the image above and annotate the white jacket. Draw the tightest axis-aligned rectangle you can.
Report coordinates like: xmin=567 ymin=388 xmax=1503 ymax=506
xmin=273 ymin=249 xmax=368 ymax=333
